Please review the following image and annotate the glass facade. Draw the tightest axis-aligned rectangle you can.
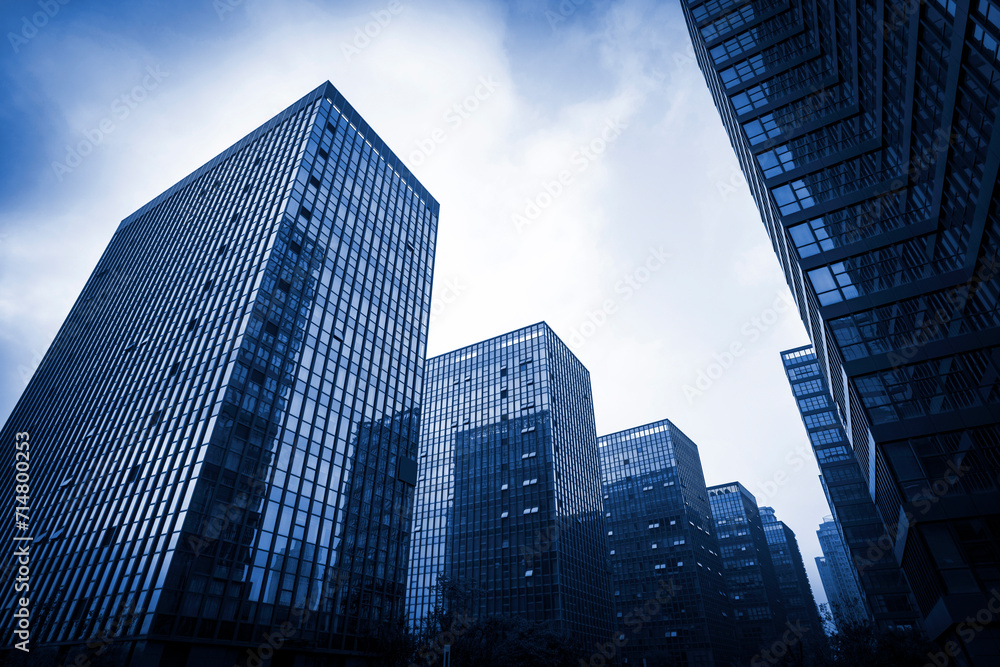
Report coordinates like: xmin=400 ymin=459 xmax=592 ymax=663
xmin=781 ymin=345 xmax=920 ymax=633
xmin=598 ymin=419 xmax=737 ymax=666
xmin=0 ymin=81 xmax=438 ymax=665
xmin=816 ymin=517 xmax=869 ymax=630
xmin=707 ymin=482 xmax=785 ymax=658
xmin=683 ymin=0 xmax=1000 ymax=660
xmin=406 ymin=322 xmax=614 ymax=645
xmin=759 ymin=506 xmax=825 ymax=656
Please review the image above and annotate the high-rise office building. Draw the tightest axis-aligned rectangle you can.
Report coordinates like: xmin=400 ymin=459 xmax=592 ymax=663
xmin=781 ymin=345 xmax=921 ymax=632
xmin=405 ymin=322 xmax=614 ymax=646
xmin=759 ymin=506 xmax=825 ymax=655
xmin=814 ymin=558 xmax=834 ymax=608
xmin=707 ymin=482 xmax=785 ymax=657
xmin=682 ymin=1 xmax=1000 ymax=661
xmin=0 ymin=81 xmax=438 ymax=666
xmin=599 ymin=419 xmax=737 ymax=666
xmin=817 ymin=517 xmax=870 ymax=629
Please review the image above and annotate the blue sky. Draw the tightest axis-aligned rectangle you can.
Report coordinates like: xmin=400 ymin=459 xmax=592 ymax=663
xmin=0 ymin=0 xmax=832 ymax=609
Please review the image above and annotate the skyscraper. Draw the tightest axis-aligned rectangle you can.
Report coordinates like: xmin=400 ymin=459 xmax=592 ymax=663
xmin=813 ymin=557 xmax=837 ymax=632
xmin=817 ymin=517 xmax=870 ymax=629
xmin=405 ymin=322 xmax=614 ymax=646
xmin=682 ymin=1 xmax=1000 ymax=661
xmin=599 ymin=419 xmax=737 ymax=666
xmin=0 ymin=81 xmax=438 ymax=666
xmin=759 ymin=506 xmax=825 ymax=656
xmin=781 ymin=345 xmax=921 ymax=632
xmin=707 ymin=482 xmax=785 ymax=658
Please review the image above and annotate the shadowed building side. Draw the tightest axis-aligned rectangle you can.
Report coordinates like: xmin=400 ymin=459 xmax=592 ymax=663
xmin=599 ymin=419 xmax=738 ymax=666
xmin=406 ymin=323 xmax=615 ymax=647
xmin=0 ymin=81 xmax=438 ymax=667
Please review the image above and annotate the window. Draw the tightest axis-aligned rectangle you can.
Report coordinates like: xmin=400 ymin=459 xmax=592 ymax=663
xmin=810 ymin=429 xmax=842 ymax=446
xmin=805 ymin=411 xmax=837 ymax=428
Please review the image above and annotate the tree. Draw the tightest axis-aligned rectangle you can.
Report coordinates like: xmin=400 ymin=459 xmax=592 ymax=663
xmin=810 ymin=603 xmax=936 ymax=666
xmin=375 ymin=616 xmax=419 ymax=667
xmin=448 ymin=615 xmax=585 ymax=667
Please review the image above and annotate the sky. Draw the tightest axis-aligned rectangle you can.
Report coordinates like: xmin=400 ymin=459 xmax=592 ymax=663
xmin=0 ymin=0 xmax=831 ymax=608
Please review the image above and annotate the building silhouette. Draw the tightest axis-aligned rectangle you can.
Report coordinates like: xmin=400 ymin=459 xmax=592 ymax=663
xmin=0 ymin=81 xmax=437 ymax=666
xmin=707 ymin=482 xmax=785 ymax=660
xmin=599 ymin=419 xmax=737 ymax=666
xmin=406 ymin=322 xmax=614 ymax=646
xmin=816 ymin=517 xmax=870 ymax=630
xmin=759 ymin=506 xmax=825 ymax=658
xmin=781 ymin=345 xmax=921 ymax=633
xmin=683 ymin=0 xmax=1000 ymax=661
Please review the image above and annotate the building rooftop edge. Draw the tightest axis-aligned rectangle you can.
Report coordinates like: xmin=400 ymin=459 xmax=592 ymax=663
xmin=116 ymin=80 xmax=438 ymax=234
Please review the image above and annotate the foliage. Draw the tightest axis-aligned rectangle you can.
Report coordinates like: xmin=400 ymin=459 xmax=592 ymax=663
xmin=448 ymin=614 xmax=586 ymax=667
xmin=374 ymin=574 xmax=584 ymax=666
xmin=806 ymin=603 xmax=937 ymax=667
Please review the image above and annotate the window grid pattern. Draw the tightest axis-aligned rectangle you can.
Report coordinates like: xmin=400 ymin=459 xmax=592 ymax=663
xmin=759 ymin=507 xmax=824 ymax=651
xmin=780 ymin=345 xmax=922 ymax=632
xmin=599 ymin=419 xmax=738 ymax=665
xmin=406 ymin=323 xmax=614 ymax=646
xmin=0 ymin=81 xmax=439 ymax=662
xmin=686 ymin=0 xmax=1000 ymax=652
xmin=707 ymin=482 xmax=785 ymax=656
